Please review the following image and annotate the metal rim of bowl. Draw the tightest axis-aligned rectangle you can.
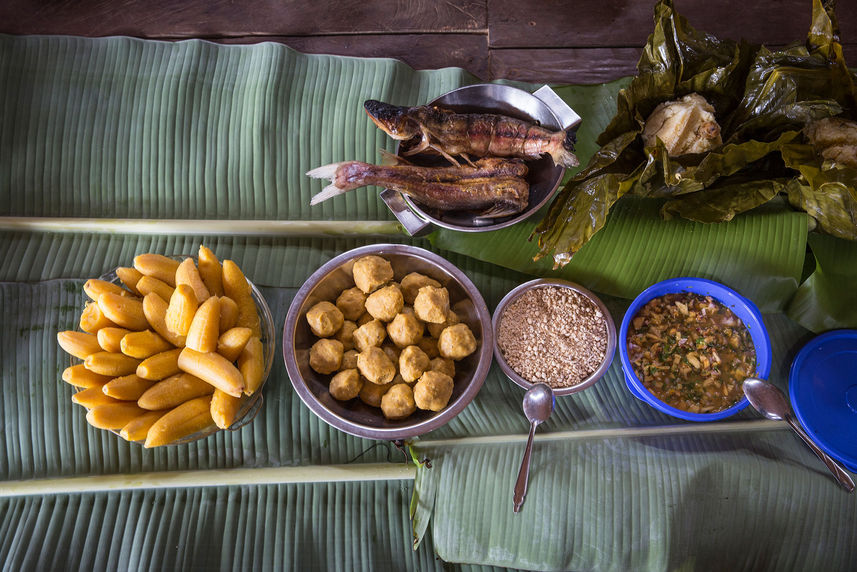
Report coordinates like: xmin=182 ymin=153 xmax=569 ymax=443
xmin=492 ymin=278 xmax=617 ymax=396
xmin=282 ymin=243 xmax=494 ymax=440
xmin=617 ymin=277 xmax=772 ymax=421
xmin=77 ymin=256 xmax=277 ymax=445
xmin=397 ymin=83 xmax=567 ymax=233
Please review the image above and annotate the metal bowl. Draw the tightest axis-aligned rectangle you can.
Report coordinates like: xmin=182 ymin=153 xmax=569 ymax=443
xmin=283 ymin=244 xmax=493 ymax=440
xmin=492 ymin=278 xmax=616 ymax=396
xmin=381 ymin=84 xmax=581 ymax=235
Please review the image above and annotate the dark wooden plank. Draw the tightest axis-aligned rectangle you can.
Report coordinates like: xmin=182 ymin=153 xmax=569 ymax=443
xmin=490 ymin=43 xmax=857 ymax=84
xmin=217 ymin=34 xmax=491 ymax=80
xmin=488 ymin=0 xmax=857 ymax=48
xmin=0 ymin=0 xmax=486 ymax=37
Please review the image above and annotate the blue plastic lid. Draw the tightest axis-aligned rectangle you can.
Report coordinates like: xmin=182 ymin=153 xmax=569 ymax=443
xmin=789 ymin=330 xmax=857 ymax=472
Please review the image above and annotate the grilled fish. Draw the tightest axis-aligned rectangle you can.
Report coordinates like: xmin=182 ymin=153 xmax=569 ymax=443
xmin=364 ymin=99 xmax=579 ymax=168
xmin=307 ymin=156 xmax=530 ymax=218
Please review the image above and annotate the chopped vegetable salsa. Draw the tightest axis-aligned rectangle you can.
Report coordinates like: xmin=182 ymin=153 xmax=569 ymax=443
xmin=627 ymin=293 xmax=756 ymax=414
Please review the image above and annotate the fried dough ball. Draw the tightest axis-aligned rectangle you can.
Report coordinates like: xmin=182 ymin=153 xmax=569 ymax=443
xmin=356 ymin=313 xmax=373 ymax=327
xmin=417 ymin=336 xmax=440 ymax=359
xmin=340 ymin=349 xmax=359 ymax=371
xmin=387 ymin=311 xmax=424 ymax=348
xmin=353 ymin=319 xmax=386 ymax=352
xmin=334 ymin=320 xmax=357 ymax=351
xmin=438 ymin=323 xmax=477 ymax=360
xmin=429 ymin=357 xmax=455 ymax=378
xmin=329 ymin=369 xmax=363 ymax=401
xmin=365 ymin=284 xmax=404 ymax=322
xmin=359 ymin=378 xmax=392 ymax=408
xmin=401 ymin=272 xmax=441 ymax=305
xmin=414 ymin=370 xmax=454 ymax=411
xmin=357 ymin=346 xmax=396 ymax=385
xmin=399 ymin=345 xmax=430 ymax=383
xmin=427 ymin=310 xmax=460 ymax=338
xmin=382 ymin=343 xmax=401 ymax=364
xmin=309 ymin=338 xmax=344 ymax=374
xmin=381 ymin=384 xmax=417 ymax=420
xmin=305 ymin=301 xmax=344 ymax=338
xmin=336 ymin=287 xmax=366 ymax=321
xmin=352 ymin=255 xmax=393 ymax=294
xmin=414 ymin=286 xmax=450 ymax=324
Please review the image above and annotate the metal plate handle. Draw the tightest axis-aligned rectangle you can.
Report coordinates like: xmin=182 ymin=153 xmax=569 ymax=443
xmin=380 ymin=188 xmax=434 ymax=236
xmin=533 ymin=85 xmax=582 ymax=131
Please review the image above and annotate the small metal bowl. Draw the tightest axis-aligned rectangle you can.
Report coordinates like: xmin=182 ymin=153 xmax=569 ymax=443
xmin=283 ymin=244 xmax=493 ymax=440
xmin=492 ymin=278 xmax=616 ymax=396
xmin=381 ymin=84 xmax=581 ymax=236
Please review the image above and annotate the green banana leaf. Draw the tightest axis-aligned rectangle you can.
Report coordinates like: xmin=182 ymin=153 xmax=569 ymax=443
xmin=787 ymin=232 xmax=857 ymax=331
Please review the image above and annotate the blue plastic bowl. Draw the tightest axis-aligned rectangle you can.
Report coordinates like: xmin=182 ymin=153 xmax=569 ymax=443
xmin=618 ymin=277 xmax=772 ymax=422
xmin=789 ymin=329 xmax=857 ymax=472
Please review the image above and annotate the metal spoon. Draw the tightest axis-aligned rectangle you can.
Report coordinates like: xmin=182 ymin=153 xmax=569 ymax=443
xmin=513 ymin=383 xmax=555 ymax=512
xmin=743 ymin=377 xmax=855 ymax=492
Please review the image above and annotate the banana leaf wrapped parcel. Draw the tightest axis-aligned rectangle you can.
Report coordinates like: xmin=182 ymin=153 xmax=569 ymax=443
xmin=534 ymin=0 xmax=857 ymax=267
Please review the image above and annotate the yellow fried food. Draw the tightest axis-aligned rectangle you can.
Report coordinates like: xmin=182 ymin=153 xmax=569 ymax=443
xmin=84 ymin=351 xmax=142 ymax=377
xmin=136 ymin=275 xmax=175 ymax=303
xmin=357 ymin=346 xmax=396 ymax=385
xmin=57 ymin=330 xmax=103 ymax=359
xmin=306 ymin=301 xmax=344 ymax=338
xmin=116 ymin=267 xmax=144 ymax=295
xmin=72 ymin=385 xmax=121 ymax=409
xmin=400 ymin=272 xmax=441 ymax=305
xmin=413 ymin=370 xmax=454 ymax=411
xmin=86 ymin=402 xmax=148 ymax=430
xmin=417 ymin=337 xmax=440 ymax=359
xmin=185 ymin=296 xmax=221 ymax=353
xmin=353 ymin=319 xmax=386 ymax=352
xmin=309 ymin=338 xmax=344 ymax=375
xmin=97 ymin=291 xmax=148 ymax=331
xmin=210 ymin=389 xmax=244 ymax=429
xmin=120 ymin=330 xmax=173 ymax=359
xmin=142 ymin=292 xmax=186 ymax=347
xmin=329 ymin=369 xmax=363 ymax=401
xmin=413 ymin=286 xmax=450 ymax=324
xmin=96 ymin=327 xmax=132 ymax=353
xmin=175 ymin=257 xmax=211 ymax=304
xmin=217 ymin=326 xmax=252 ymax=363
xmin=62 ymin=364 xmax=112 ymax=388
xmin=137 ymin=372 xmax=214 ymax=410
xmin=102 ymin=374 xmax=156 ymax=400
xmin=238 ymin=337 xmax=266 ymax=395
xmin=352 ymin=255 xmax=393 ymax=294
xmin=219 ymin=296 xmax=239 ymax=332
xmin=223 ymin=259 xmax=261 ymax=336
xmin=165 ymin=284 xmax=199 ymax=336
xmin=136 ymin=347 xmax=183 ymax=380
xmin=335 ymin=287 xmax=366 ymax=321
xmin=340 ymin=349 xmax=359 ymax=371
xmin=365 ymin=284 xmax=404 ymax=322
xmin=79 ymin=302 xmax=117 ymax=333
xmin=380 ymin=383 xmax=416 ymax=420
xmin=429 ymin=357 xmax=455 ymax=378
xmin=177 ymin=347 xmax=244 ymax=397
xmin=359 ymin=378 xmax=391 ymax=408
xmin=120 ymin=410 xmax=166 ymax=442
xmin=399 ymin=345 xmax=430 ymax=383
xmin=133 ymin=253 xmax=180 ymax=286
xmin=427 ymin=310 xmax=460 ymax=338
xmin=198 ymin=245 xmax=224 ymax=297
xmin=144 ymin=395 xmax=213 ymax=448
xmin=83 ymin=279 xmax=132 ymax=302
xmin=438 ymin=323 xmax=478 ymax=360
xmin=386 ymin=311 xmax=424 ymax=348
xmin=334 ymin=320 xmax=357 ymax=351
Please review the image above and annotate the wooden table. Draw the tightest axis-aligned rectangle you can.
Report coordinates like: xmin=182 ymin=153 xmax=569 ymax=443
xmin=3 ymin=0 xmax=855 ymax=84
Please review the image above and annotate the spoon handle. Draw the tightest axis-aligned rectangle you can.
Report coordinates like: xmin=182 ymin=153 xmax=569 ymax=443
xmin=513 ymin=421 xmax=538 ymax=512
xmin=786 ymin=415 xmax=855 ymax=493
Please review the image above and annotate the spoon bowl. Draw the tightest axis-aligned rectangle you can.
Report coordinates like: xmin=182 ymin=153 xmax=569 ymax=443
xmin=743 ymin=377 xmax=854 ymax=492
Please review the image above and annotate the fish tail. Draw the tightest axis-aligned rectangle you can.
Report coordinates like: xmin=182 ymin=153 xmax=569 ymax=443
xmin=306 ymin=162 xmax=357 ymax=205
xmin=548 ymin=130 xmax=580 ymax=168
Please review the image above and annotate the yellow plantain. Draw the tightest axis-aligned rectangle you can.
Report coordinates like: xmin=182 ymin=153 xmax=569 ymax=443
xmin=144 ymin=395 xmax=213 ymax=448
xmin=177 ymin=347 xmax=244 ymax=397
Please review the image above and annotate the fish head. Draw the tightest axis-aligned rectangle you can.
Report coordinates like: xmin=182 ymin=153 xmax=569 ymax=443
xmin=364 ymin=100 xmax=420 ymax=140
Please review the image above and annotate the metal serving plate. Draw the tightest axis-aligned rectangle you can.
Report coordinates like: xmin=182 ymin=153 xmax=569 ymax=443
xmin=381 ymin=84 xmax=581 ymax=235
